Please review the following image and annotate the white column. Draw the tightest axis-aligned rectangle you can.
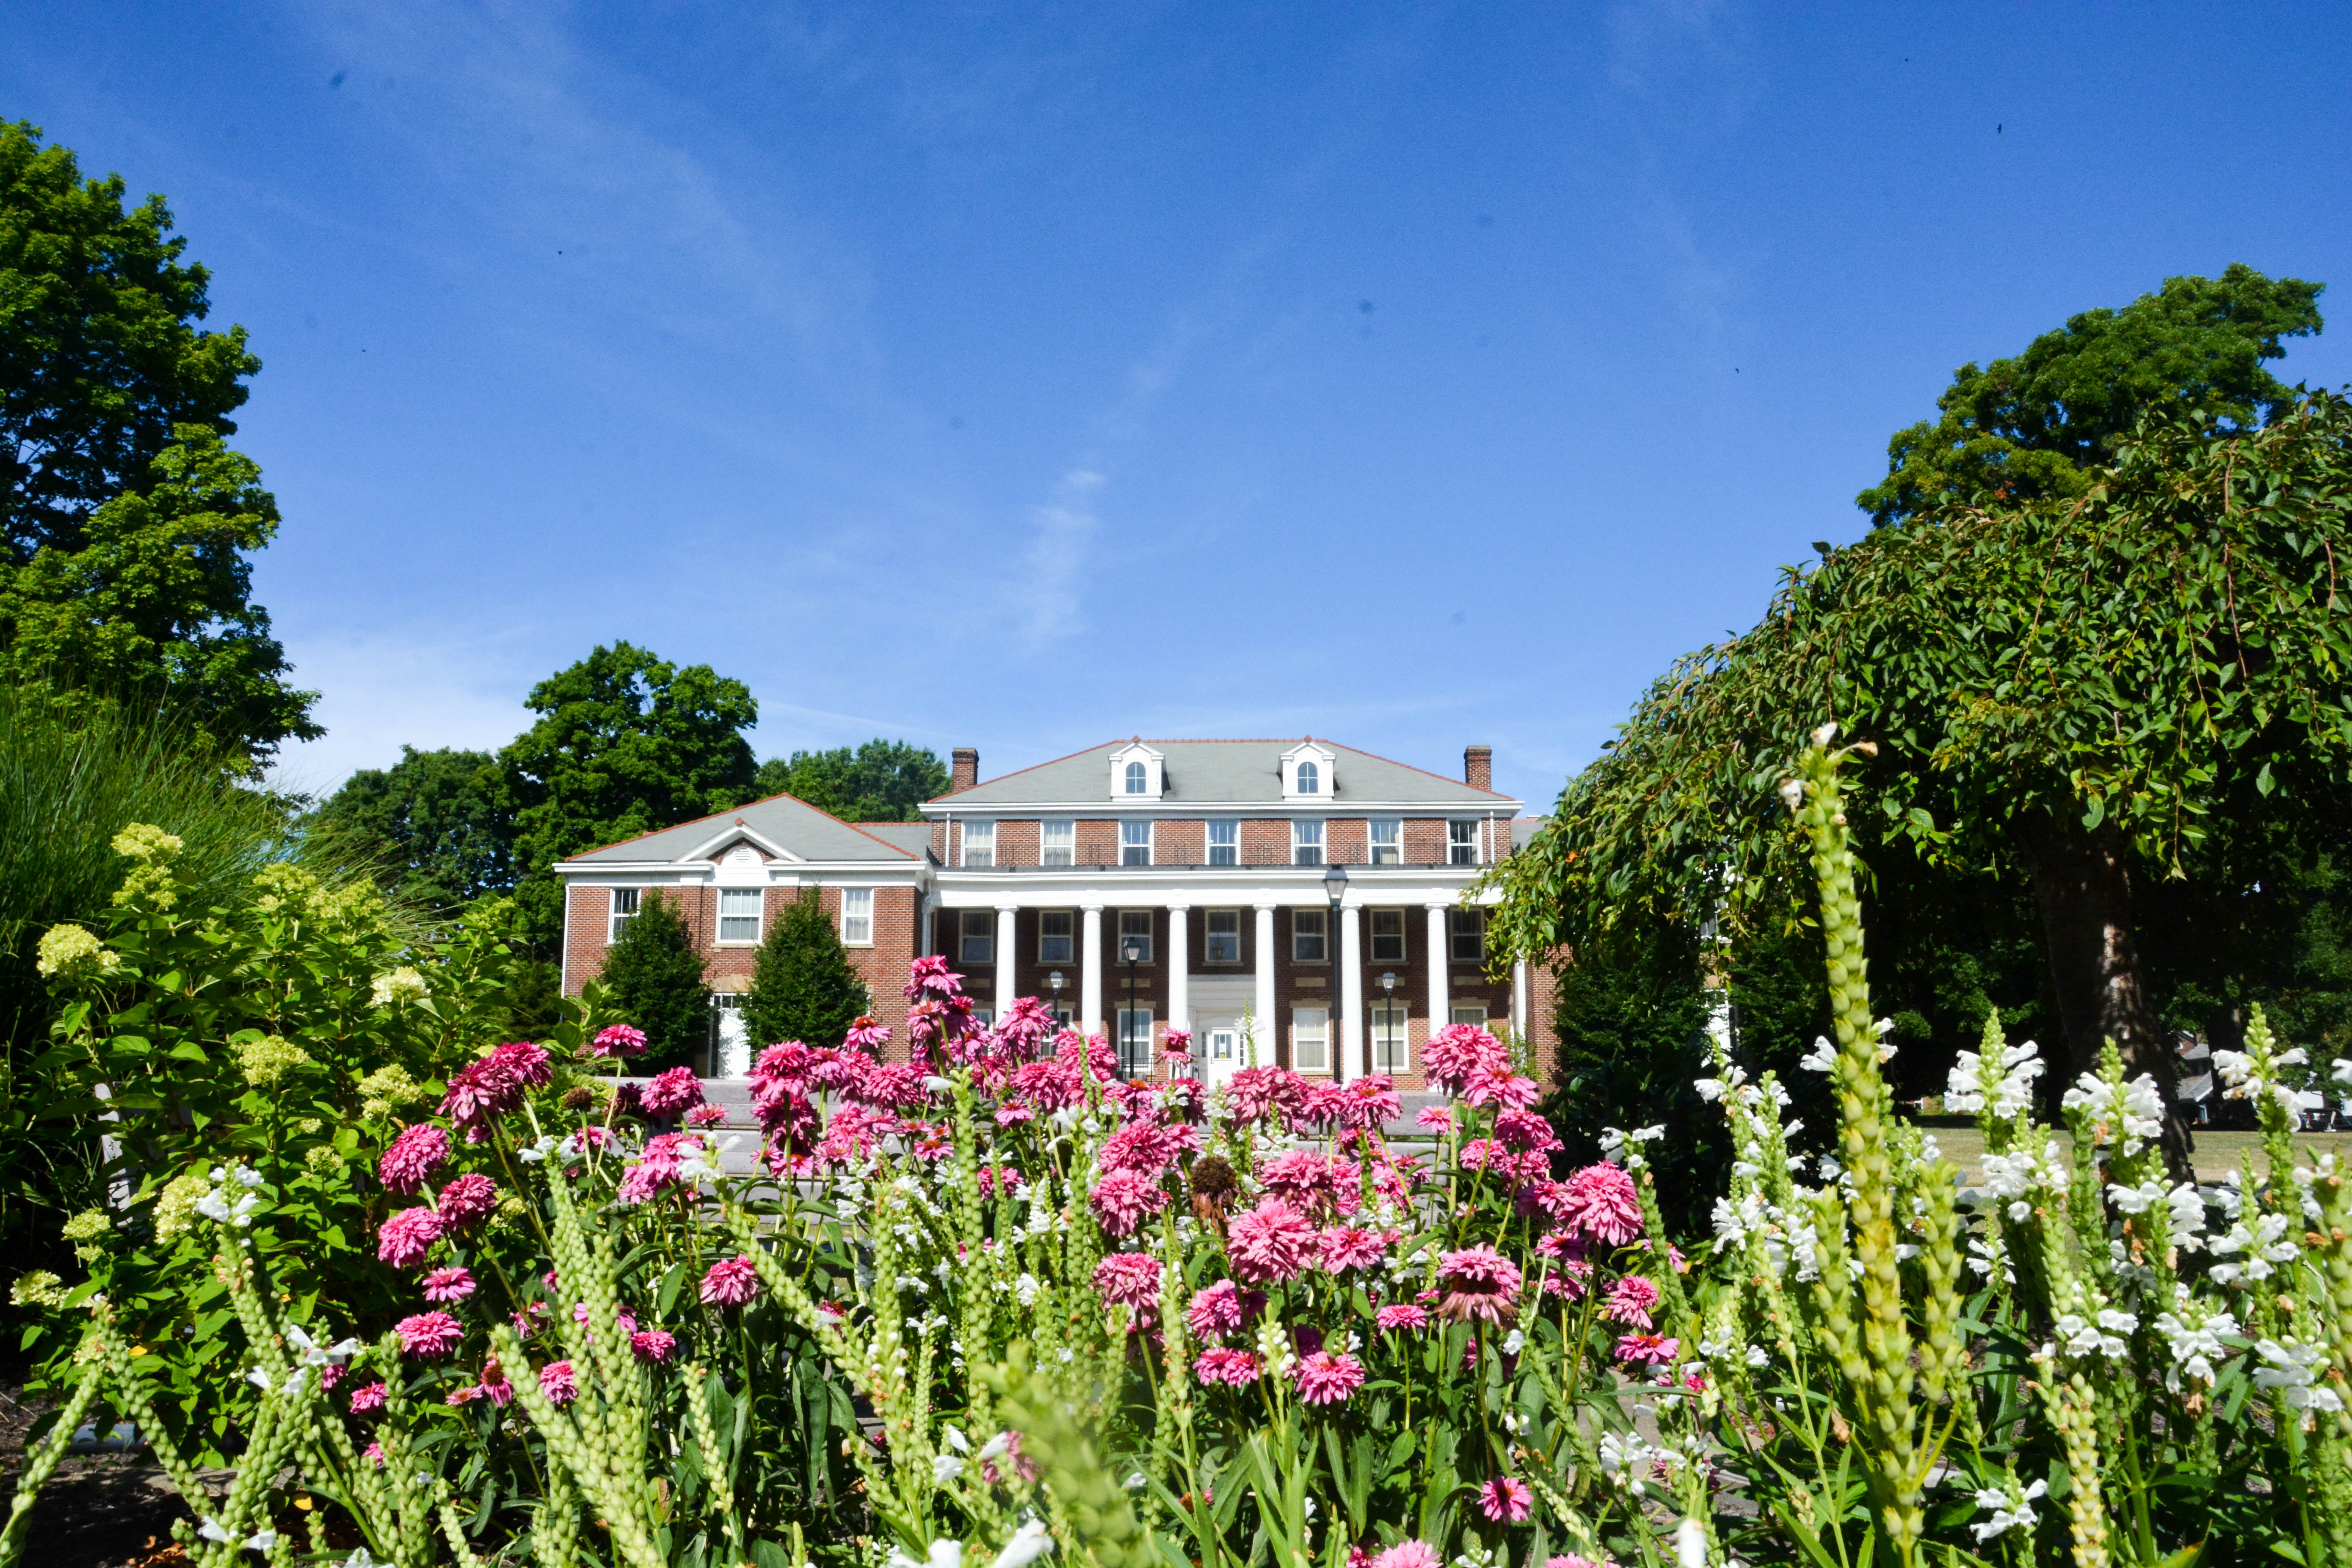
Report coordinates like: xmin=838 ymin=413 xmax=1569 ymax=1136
xmin=1512 ymin=958 xmax=1530 ymax=1041
xmin=1427 ymin=904 xmax=1451 ymax=1033
xmin=1338 ymin=902 xmax=1363 ymax=1081
xmin=1166 ymin=904 xmax=1191 ymax=1040
xmin=1253 ymin=904 xmax=1278 ymax=1065
xmin=921 ymin=893 xmax=939 ymax=957
xmin=995 ymin=906 xmax=1018 ymax=1020
xmin=1081 ymin=906 xmax=1105 ymax=1038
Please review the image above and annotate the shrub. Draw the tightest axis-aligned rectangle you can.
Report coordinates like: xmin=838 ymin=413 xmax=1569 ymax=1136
xmin=598 ymin=888 xmax=709 ymax=1071
xmin=742 ymin=887 xmax=870 ymax=1051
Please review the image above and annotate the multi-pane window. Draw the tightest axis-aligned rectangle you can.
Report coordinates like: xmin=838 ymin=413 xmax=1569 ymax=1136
xmin=1120 ymin=820 xmax=1152 ymax=866
xmin=1116 ymin=1008 xmax=1152 ymax=1077
xmin=1041 ymin=819 xmax=1074 ymax=867
xmin=1292 ymin=820 xmax=1324 ymax=866
xmin=1369 ymin=909 xmax=1406 ymax=963
xmin=960 ymin=910 xmax=995 ymax=965
xmin=1296 ymin=760 xmax=1320 ymax=795
xmin=1448 ymin=819 xmax=1479 ymax=865
xmin=719 ymin=888 xmax=762 ymax=944
xmin=1292 ymin=1006 xmax=1329 ymax=1073
xmin=1207 ymin=819 xmax=1239 ymax=866
xmin=1449 ymin=908 xmax=1486 ymax=963
xmin=1124 ymin=760 xmax=1149 ymax=794
xmin=1038 ymin=910 xmax=1074 ymax=964
xmin=1370 ymin=1003 xmax=1408 ymax=1074
xmin=609 ymin=887 xmax=640 ymax=943
xmin=1205 ymin=910 xmax=1241 ymax=964
xmin=1451 ymin=1002 xmax=1490 ymax=1027
xmin=1370 ymin=818 xmax=1401 ymax=864
xmin=963 ymin=820 xmax=996 ymax=867
xmin=840 ymin=887 xmax=873 ymax=946
xmin=1117 ymin=910 xmax=1154 ymax=963
xmin=1293 ymin=909 xmax=1328 ymax=963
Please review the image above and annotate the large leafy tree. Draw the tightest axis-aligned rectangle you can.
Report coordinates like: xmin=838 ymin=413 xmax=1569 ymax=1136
xmin=501 ymin=642 xmax=758 ymax=944
xmin=306 ymin=745 xmax=512 ymax=911
xmin=742 ymin=889 xmax=871 ymax=1051
xmin=1492 ymin=397 xmax=2352 ymax=1173
xmin=1857 ymin=265 xmax=2323 ymax=528
xmin=748 ymin=739 xmax=948 ymax=821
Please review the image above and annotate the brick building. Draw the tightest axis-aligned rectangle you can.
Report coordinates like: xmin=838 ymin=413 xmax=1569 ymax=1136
xmin=558 ymin=737 xmax=1552 ymax=1089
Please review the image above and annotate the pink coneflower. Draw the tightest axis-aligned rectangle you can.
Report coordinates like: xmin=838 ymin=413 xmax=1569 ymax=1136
xmin=1088 ymin=1169 xmax=1167 ymax=1237
xmin=1478 ymin=1476 xmax=1532 ymax=1523
xmin=1227 ymin=1198 xmax=1318 ymax=1284
xmin=394 ymin=1312 xmax=464 ymax=1359
xmin=1334 ymin=1075 xmax=1401 ymax=1131
xmin=378 ymin=1123 xmax=450 ymax=1195
xmin=1292 ymin=1350 xmax=1367 ymax=1406
xmin=590 ymin=1024 xmax=646 ymax=1058
xmin=1193 ymin=1347 xmax=1263 ymax=1387
xmin=1375 ymin=1303 xmax=1430 ymax=1332
xmin=1604 ymin=1275 xmax=1660 ymax=1330
xmin=640 ymin=1065 xmax=705 ymax=1118
xmin=1092 ymin=1253 xmax=1163 ymax=1309
xmin=1098 ymin=1123 xmax=1178 ymax=1181
xmin=686 ymin=1103 xmax=727 ymax=1128
xmin=1614 ymin=1332 xmax=1679 ymax=1367
xmin=630 ymin=1330 xmax=677 ymax=1364
xmin=1371 ymin=1545 xmax=1441 ymax=1568
xmin=1185 ymin=1281 xmax=1263 ymax=1339
xmin=1461 ymin=1067 xmax=1541 ymax=1111
xmin=699 ymin=1256 xmax=760 ymax=1308
xmin=435 ymin=1173 xmax=497 ymax=1229
xmin=1556 ymin=1162 xmax=1645 ymax=1249
xmin=1436 ymin=1246 xmax=1523 ymax=1325
xmin=845 ymin=1015 xmax=893 ymax=1053
xmin=347 ymin=1381 xmax=388 ymax=1414
xmin=1316 ymin=1227 xmax=1392 ymax=1274
xmin=376 ymin=1205 xmax=443 ymax=1268
xmin=1414 ymin=1106 xmax=1455 ymax=1133
xmin=421 ymin=1267 xmax=476 ymax=1304
xmin=538 ymin=1360 xmax=579 ymax=1407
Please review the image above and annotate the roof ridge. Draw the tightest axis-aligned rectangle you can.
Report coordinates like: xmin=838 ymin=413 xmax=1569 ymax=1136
xmin=562 ymin=790 xmax=918 ymax=863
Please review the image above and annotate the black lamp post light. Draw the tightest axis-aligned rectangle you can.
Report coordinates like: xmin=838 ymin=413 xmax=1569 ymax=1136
xmin=1048 ymin=969 xmax=1065 ymax=1028
xmin=1120 ymin=936 xmax=1146 ymax=1077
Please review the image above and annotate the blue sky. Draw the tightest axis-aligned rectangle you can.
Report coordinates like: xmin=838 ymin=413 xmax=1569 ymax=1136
xmin=6 ymin=4 xmax=2350 ymax=811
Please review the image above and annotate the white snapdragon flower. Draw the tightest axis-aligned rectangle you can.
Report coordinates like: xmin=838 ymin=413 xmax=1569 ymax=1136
xmin=1970 ymin=1478 xmax=2047 ymax=1543
xmin=1798 ymin=1037 xmax=1836 ymax=1073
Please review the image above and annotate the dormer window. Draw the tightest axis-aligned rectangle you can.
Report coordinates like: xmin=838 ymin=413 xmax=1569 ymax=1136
xmin=1107 ymin=742 xmax=1164 ymax=801
xmin=1124 ymin=760 xmax=1148 ymax=794
xmin=1296 ymin=760 xmax=1319 ymax=795
xmin=1280 ymin=742 xmax=1336 ymax=802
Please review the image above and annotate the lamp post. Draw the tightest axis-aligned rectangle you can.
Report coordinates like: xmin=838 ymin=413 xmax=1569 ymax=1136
xmin=1323 ymin=861 xmax=1347 ymax=1083
xmin=1049 ymin=969 xmax=1065 ymax=1029
xmin=1379 ymin=969 xmax=1397 ymax=1076
xmin=1119 ymin=936 xmax=1146 ymax=1078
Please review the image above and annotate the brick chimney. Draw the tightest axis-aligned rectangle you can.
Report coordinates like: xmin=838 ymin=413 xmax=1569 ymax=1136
xmin=1464 ymin=745 xmax=1492 ymax=792
xmin=951 ymin=748 xmax=980 ymax=792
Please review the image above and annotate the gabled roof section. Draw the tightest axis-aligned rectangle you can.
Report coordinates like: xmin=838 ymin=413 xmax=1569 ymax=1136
xmin=559 ymin=793 xmax=921 ymax=867
xmin=856 ymin=822 xmax=936 ymax=858
xmin=925 ymin=739 xmax=1517 ymax=810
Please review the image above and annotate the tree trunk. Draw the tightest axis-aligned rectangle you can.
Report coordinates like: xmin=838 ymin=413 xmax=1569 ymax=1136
xmin=2009 ymin=811 xmax=2194 ymax=1181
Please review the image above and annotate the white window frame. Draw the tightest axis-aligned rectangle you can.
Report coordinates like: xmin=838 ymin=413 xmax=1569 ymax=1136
xmin=1448 ymin=819 xmax=1479 ymax=866
xmin=962 ymin=819 xmax=996 ymax=867
xmin=1369 ymin=817 xmax=1402 ymax=865
xmin=1116 ymin=1007 xmax=1152 ymax=1077
xmin=1120 ymin=819 xmax=1153 ymax=866
xmin=960 ymin=909 xmax=995 ymax=965
xmin=1449 ymin=908 xmax=1486 ymax=964
xmin=1292 ymin=1005 xmax=1329 ymax=1073
xmin=1038 ymin=909 xmax=1074 ymax=964
xmin=1370 ymin=1002 xmax=1409 ymax=1074
xmin=1041 ymin=818 xmax=1074 ymax=867
xmin=717 ymin=887 xmax=763 ymax=945
xmin=1117 ymin=909 xmax=1154 ymax=964
xmin=1292 ymin=908 xmax=1328 ymax=964
xmin=1292 ymin=819 xmax=1324 ymax=866
xmin=608 ymin=887 xmax=640 ymax=944
xmin=1205 ymin=909 xmax=1241 ymax=964
xmin=1368 ymin=908 xmax=1406 ymax=964
xmin=1207 ymin=818 xmax=1239 ymax=866
xmin=1123 ymin=760 xmax=1149 ymax=795
xmin=1450 ymin=1001 xmax=1489 ymax=1027
xmin=839 ymin=887 xmax=874 ymax=947
xmin=1296 ymin=759 xmax=1321 ymax=796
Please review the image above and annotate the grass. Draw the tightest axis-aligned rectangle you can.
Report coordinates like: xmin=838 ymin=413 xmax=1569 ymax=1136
xmin=1916 ymin=1122 xmax=2352 ymax=1181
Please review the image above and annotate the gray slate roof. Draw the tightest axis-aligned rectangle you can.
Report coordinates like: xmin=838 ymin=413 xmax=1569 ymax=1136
xmin=1512 ymin=817 xmax=1547 ymax=850
xmin=932 ymin=739 xmax=1514 ymax=809
xmin=856 ymin=822 xmax=936 ymax=858
xmin=560 ymin=794 xmax=920 ymax=866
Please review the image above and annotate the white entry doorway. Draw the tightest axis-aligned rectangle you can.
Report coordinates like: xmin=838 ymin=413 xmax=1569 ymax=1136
xmin=710 ymin=993 xmax=751 ymax=1078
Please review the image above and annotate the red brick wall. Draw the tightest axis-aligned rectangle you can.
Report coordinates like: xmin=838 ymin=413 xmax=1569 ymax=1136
xmin=1240 ymin=818 xmax=1289 ymax=866
xmin=1327 ymin=818 xmax=1367 ymax=866
xmin=995 ymin=818 xmax=1041 ymax=868
xmin=1074 ymin=818 xmax=1118 ymax=865
xmin=1156 ymin=819 xmax=1205 ymax=865
xmin=1402 ymin=818 xmax=1448 ymax=865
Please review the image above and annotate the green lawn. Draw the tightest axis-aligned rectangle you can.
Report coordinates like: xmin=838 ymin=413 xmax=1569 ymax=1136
xmin=1915 ymin=1123 xmax=2352 ymax=1182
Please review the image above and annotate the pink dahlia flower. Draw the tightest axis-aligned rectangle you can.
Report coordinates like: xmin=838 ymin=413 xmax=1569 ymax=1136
xmin=1292 ymin=1350 xmax=1367 ymax=1406
xmin=1478 ymin=1476 xmax=1533 ymax=1523
xmin=436 ymin=1173 xmax=497 ymax=1229
xmin=590 ymin=1024 xmax=646 ymax=1058
xmin=1375 ymin=1303 xmax=1430 ymax=1332
xmin=378 ymin=1123 xmax=450 ymax=1195
xmin=640 ymin=1065 xmax=705 ymax=1118
xmin=1228 ymin=1197 xmax=1318 ymax=1283
xmin=1436 ymin=1245 xmax=1522 ymax=1325
xmin=1192 ymin=1347 xmax=1263 ymax=1387
xmin=538 ymin=1359 xmax=579 ymax=1407
xmin=1088 ymin=1169 xmax=1168 ymax=1237
xmin=1614 ymin=1332 xmax=1679 ymax=1367
xmin=1371 ymin=1545 xmax=1442 ymax=1568
xmin=699 ymin=1256 xmax=760 ymax=1308
xmin=1604 ymin=1275 xmax=1660 ymax=1330
xmin=394 ymin=1311 xmax=464 ymax=1359
xmin=347 ymin=1380 xmax=388 ymax=1414
xmin=1092 ymin=1253 xmax=1163 ymax=1309
xmin=630 ymin=1329 xmax=678 ymax=1364
xmin=1098 ymin=1122 xmax=1179 ymax=1181
xmin=421 ymin=1266 xmax=477 ymax=1304
xmin=377 ymin=1205 xmax=443 ymax=1269
xmin=1557 ymin=1162 xmax=1644 ymax=1248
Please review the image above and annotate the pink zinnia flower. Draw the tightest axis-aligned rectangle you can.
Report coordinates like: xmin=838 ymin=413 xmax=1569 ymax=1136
xmin=1413 ymin=1106 xmax=1455 ymax=1133
xmin=1316 ymin=1227 xmax=1392 ymax=1273
xmin=590 ymin=1024 xmax=646 ymax=1058
xmin=1494 ymin=1109 xmax=1562 ymax=1154
xmin=377 ymin=1205 xmax=443 ymax=1268
xmin=421 ymin=1267 xmax=476 ymax=1304
xmin=490 ymin=1040 xmax=553 ymax=1087
xmin=1371 ymin=1544 xmax=1441 ymax=1568
xmin=538 ymin=1360 xmax=579 ymax=1407
xmin=845 ymin=1015 xmax=893 ymax=1053
xmin=1093 ymin=1253 xmax=1163 ymax=1309
xmin=1478 ymin=1476 xmax=1532 ymax=1523
xmin=1192 ymin=1347 xmax=1263 ymax=1387
xmin=1461 ymin=1067 xmax=1540 ymax=1111
xmin=630 ymin=1330 xmax=678 ymax=1363
xmin=1088 ymin=1169 xmax=1167 ymax=1237
xmin=1376 ymin=1303 xmax=1430 ymax=1332
xmin=686 ymin=1103 xmax=726 ymax=1128
xmin=394 ymin=1311 xmax=464 ymax=1359
xmin=1227 ymin=1198 xmax=1317 ymax=1283
xmin=1422 ymin=1024 xmax=1508 ymax=1095
xmin=1543 ymin=1557 xmax=1612 ymax=1568
xmin=640 ymin=1065 xmax=705 ymax=1118
xmin=1604 ymin=1275 xmax=1660 ymax=1330
xmin=436 ymin=1173 xmax=497 ymax=1229
xmin=1436 ymin=1246 xmax=1522 ymax=1324
xmin=699 ymin=1256 xmax=760 ymax=1308
xmin=1292 ymin=1350 xmax=1367 ymax=1406
xmin=1098 ymin=1123 xmax=1178 ymax=1181
xmin=1614 ymin=1332 xmax=1679 ymax=1367
xmin=1334 ymin=1075 xmax=1401 ymax=1131
xmin=1185 ymin=1281 xmax=1262 ymax=1339
xmin=378 ymin=1123 xmax=450 ymax=1195
xmin=347 ymin=1380 xmax=387 ymax=1414
xmin=1556 ymin=1162 xmax=1645 ymax=1248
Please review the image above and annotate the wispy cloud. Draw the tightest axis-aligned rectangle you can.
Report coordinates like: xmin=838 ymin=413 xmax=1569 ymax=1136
xmin=1016 ymin=468 xmax=1105 ymax=644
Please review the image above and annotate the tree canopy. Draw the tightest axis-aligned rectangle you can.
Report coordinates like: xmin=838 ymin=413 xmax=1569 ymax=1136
xmin=306 ymin=745 xmax=512 ymax=912
xmin=742 ymin=889 xmax=871 ymax=1051
xmin=1857 ymin=265 xmax=2323 ymax=528
xmin=500 ymin=642 xmax=758 ymax=944
xmin=748 ymin=739 xmax=948 ymax=822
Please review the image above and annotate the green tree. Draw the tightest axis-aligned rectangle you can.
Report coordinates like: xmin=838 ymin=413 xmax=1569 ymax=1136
xmin=1857 ymin=264 xmax=2323 ymax=528
xmin=742 ymin=889 xmax=871 ymax=1051
xmin=0 ymin=426 xmax=318 ymax=759
xmin=748 ymin=739 xmax=948 ymax=821
xmin=1491 ymin=396 xmax=2352 ymax=1174
xmin=2 ymin=120 xmax=258 ymax=563
xmin=598 ymin=889 xmax=710 ymax=1072
xmin=500 ymin=642 xmax=758 ymax=945
xmin=307 ymin=745 xmax=512 ymax=912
